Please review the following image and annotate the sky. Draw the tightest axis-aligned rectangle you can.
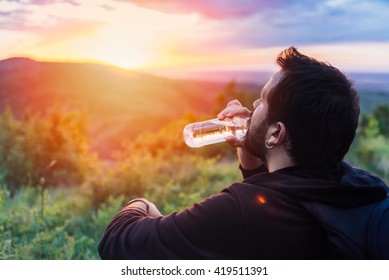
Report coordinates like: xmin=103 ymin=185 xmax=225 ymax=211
xmin=1 ymin=0 xmax=389 ymax=73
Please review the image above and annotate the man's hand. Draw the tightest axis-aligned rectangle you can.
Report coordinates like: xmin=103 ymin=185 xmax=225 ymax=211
xmin=217 ymin=99 xmax=264 ymax=170
xmin=217 ymin=99 xmax=251 ymax=148
xmin=127 ymin=198 xmax=163 ymax=217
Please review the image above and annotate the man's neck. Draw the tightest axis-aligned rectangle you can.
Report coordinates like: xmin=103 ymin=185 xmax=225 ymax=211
xmin=267 ymin=151 xmax=295 ymax=173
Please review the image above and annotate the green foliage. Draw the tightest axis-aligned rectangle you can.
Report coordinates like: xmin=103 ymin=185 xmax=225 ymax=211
xmin=372 ymin=104 xmax=389 ymax=137
xmin=348 ymin=135 xmax=389 ymax=183
xmin=358 ymin=114 xmax=380 ymax=138
xmin=145 ymin=157 xmax=240 ymax=213
xmin=347 ymin=104 xmax=389 ymax=183
xmin=0 ymin=109 xmax=93 ymax=193
xmin=0 ymin=154 xmax=241 ymax=259
xmin=0 ymin=186 xmax=122 ymax=259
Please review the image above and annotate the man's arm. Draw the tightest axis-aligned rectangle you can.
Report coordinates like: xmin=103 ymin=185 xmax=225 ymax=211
xmin=98 ymin=188 xmax=246 ymax=259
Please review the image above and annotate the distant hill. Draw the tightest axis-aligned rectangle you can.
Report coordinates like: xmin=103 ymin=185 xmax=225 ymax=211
xmin=348 ymin=72 xmax=389 ymax=112
xmin=1 ymin=57 xmax=388 ymax=157
xmin=156 ymin=69 xmax=389 ymax=113
xmin=0 ymin=57 xmax=227 ymax=157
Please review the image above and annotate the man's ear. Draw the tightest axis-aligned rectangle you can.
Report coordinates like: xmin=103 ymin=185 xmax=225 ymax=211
xmin=267 ymin=122 xmax=288 ymax=146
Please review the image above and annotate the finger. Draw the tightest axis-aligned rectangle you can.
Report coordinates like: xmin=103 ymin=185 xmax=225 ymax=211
xmin=225 ymin=136 xmax=245 ymax=147
xmin=218 ymin=100 xmax=242 ymax=119
xmin=226 ymin=99 xmax=242 ymax=107
xmin=218 ymin=106 xmax=251 ymax=120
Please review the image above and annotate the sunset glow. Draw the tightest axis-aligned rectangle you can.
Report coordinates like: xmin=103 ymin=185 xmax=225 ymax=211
xmin=1 ymin=0 xmax=389 ymax=72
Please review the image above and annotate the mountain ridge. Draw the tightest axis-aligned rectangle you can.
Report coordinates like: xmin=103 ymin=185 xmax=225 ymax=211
xmin=1 ymin=57 xmax=388 ymax=156
xmin=0 ymin=57 xmax=228 ymax=157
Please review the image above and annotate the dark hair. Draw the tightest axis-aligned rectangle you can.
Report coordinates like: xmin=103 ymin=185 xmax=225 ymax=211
xmin=266 ymin=47 xmax=360 ymax=167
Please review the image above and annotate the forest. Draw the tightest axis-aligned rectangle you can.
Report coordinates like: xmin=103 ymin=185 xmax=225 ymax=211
xmin=0 ymin=60 xmax=388 ymax=259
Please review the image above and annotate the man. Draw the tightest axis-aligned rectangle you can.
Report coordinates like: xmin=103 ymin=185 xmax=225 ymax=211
xmin=98 ymin=47 xmax=388 ymax=259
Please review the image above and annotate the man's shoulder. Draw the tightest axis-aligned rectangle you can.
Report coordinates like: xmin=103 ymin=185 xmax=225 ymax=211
xmin=225 ymin=180 xmax=303 ymax=208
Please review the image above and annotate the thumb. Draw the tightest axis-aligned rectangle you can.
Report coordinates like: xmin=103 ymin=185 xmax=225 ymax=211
xmin=225 ymin=136 xmax=245 ymax=147
xmin=147 ymin=201 xmax=163 ymax=217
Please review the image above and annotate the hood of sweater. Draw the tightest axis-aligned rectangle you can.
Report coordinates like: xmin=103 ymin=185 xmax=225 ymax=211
xmin=243 ymin=162 xmax=388 ymax=208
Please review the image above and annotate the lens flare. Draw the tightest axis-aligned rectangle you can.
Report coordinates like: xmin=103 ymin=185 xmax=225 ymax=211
xmin=256 ymin=195 xmax=266 ymax=204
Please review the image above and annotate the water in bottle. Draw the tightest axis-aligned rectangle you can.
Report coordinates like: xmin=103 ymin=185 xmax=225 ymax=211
xmin=183 ymin=116 xmax=250 ymax=148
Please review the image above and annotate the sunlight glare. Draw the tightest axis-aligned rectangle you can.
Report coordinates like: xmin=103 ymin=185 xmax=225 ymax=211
xmin=82 ymin=5 xmax=199 ymax=69
xmin=89 ymin=22 xmax=152 ymax=69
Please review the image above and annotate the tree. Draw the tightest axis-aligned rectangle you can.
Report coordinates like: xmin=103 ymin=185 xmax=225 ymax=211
xmin=372 ymin=104 xmax=389 ymax=138
xmin=358 ymin=114 xmax=380 ymax=138
xmin=212 ymin=80 xmax=257 ymax=115
xmin=0 ymin=109 xmax=92 ymax=192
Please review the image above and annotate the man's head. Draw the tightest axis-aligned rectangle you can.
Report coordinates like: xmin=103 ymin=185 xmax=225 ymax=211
xmin=245 ymin=47 xmax=360 ymax=168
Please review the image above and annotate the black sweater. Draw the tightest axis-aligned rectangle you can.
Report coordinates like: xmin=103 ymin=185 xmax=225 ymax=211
xmin=98 ymin=162 xmax=388 ymax=259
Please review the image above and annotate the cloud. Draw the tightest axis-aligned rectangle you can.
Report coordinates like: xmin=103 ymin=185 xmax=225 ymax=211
xmin=0 ymin=0 xmax=105 ymax=60
xmin=110 ymin=0 xmax=389 ymax=53
xmin=7 ymin=0 xmax=80 ymax=6
xmin=4 ymin=0 xmax=388 ymax=48
xmin=0 ymin=0 xmax=140 ymax=30
xmin=258 ymin=0 xmax=389 ymax=45
xmin=1 ymin=0 xmax=388 ymax=71
xmin=173 ymin=0 xmax=389 ymax=52
xmin=116 ymin=0 xmax=292 ymax=19
xmin=0 ymin=0 xmax=79 ymax=30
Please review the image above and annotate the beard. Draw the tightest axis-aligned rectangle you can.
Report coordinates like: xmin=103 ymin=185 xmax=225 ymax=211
xmin=243 ymin=120 xmax=269 ymax=167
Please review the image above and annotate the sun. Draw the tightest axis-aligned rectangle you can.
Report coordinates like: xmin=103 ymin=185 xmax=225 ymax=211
xmin=84 ymin=22 xmax=155 ymax=70
xmin=95 ymin=48 xmax=151 ymax=70
xmin=71 ymin=6 xmax=200 ymax=71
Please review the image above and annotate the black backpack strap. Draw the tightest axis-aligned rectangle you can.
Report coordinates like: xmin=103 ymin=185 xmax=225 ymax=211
xmin=367 ymin=194 xmax=389 ymax=259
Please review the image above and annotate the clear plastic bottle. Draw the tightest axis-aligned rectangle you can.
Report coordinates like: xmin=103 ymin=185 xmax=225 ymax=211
xmin=183 ymin=116 xmax=250 ymax=148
